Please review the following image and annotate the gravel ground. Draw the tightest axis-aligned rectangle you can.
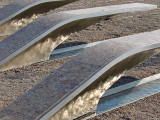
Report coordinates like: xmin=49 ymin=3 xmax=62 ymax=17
xmin=0 ymin=0 xmax=160 ymax=119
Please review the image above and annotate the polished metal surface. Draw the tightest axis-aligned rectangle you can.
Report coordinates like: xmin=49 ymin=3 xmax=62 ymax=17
xmin=50 ymin=48 xmax=84 ymax=60
xmin=0 ymin=3 xmax=157 ymax=71
xmin=0 ymin=30 xmax=160 ymax=120
xmin=49 ymin=40 xmax=106 ymax=60
xmin=97 ymin=74 xmax=160 ymax=114
xmin=0 ymin=0 xmax=77 ymax=35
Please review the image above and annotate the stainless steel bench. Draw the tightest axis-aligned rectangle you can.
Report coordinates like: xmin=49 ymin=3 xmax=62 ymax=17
xmin=0 ymin=29 xmax=160 ymax=120
xmin=0 ymin=0 xmax=77 ymax=35
xmin=0 ymin=3 xmax=157 ymax=71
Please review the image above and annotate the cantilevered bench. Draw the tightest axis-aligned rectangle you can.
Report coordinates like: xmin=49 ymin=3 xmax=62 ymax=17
xmin=0 ymin=30 xmax=160 ymax=120
xmin=0 ymin=3 xmax=157 ymax=71
xmin=0 ymin=0 xmax=77 ymax=35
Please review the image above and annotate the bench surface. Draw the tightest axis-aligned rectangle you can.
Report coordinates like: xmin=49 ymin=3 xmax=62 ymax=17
xmin=0 ymin=0 xmax=76 ymax=24
xmin=0 ymin=30 xmax=160 ymax=120
xmin=0 ymin=3 xmax=157 ymax=70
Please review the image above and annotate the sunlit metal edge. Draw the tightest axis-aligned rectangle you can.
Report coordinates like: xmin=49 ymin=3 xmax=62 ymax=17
xmin=102 ymin=73 xmax=160 ymax=98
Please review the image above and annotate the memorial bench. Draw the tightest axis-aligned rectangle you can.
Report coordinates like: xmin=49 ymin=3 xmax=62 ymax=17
xmin=0 ymin=0 xmax=78 ymax=35
xmin=0 ymin=2 xmax=159 ymax=120
xmin=0 ymin=29 xmax=160 ymax=120
xmin=0 ymin=3 xmax=157 ymax=71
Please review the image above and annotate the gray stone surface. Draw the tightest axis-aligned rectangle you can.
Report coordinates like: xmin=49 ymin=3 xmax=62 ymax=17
xmin=0 ymin=30 xmax=160 ymax=120
xmin=0 ymin=3 xmax=157 ymax=70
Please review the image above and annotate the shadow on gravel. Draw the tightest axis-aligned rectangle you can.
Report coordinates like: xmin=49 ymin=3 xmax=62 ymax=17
xmin=110 ymin=76 xmax=139 ymax=89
